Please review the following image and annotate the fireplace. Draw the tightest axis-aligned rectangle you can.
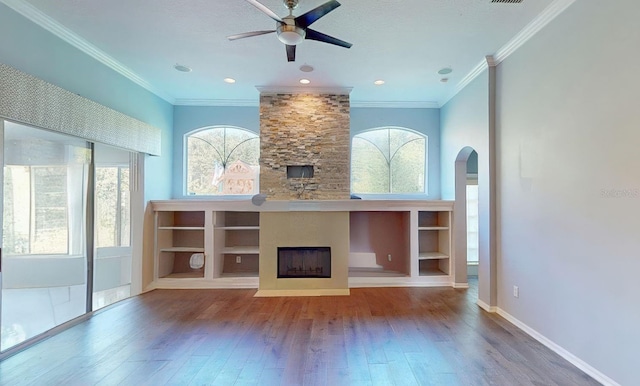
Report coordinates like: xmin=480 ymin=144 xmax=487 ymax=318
xmin=278 ymin=247 xmax=331 ymax=278
xmin=258 ymin=211 xmax=349 ymax=297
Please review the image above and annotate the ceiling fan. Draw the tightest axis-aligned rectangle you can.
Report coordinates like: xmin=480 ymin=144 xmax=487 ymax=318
xmin=228 ymin=0 xmax=352 ymax=62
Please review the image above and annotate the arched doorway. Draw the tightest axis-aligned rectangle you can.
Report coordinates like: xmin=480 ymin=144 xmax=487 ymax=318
xmin=453 ymin=146 xmax=495 ymax=309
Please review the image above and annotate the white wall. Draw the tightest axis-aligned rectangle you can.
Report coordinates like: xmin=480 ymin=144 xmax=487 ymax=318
xmin=496 ymin=0 xmax=639 ymax=384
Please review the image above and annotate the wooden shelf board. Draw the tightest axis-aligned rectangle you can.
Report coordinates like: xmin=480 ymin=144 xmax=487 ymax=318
xmin=418 ymin=226 xmax=449 ymax=231
xmin=160 ymin=247 xmax=205 ymax=253
xmin=158 ymin=226 xmax=205 ymax=230
xmin=222 ymin=246 xmax=260 ymax=254
xmin=221 ymin=271 xmax=259 ymax=278
xmin=418 ymin=267 xmax=448 ymax=276
xmin=348 ymin=268 xmax=407 ymax=277
xmin=161 ymin=272 xmax=205 ymax=279
xmin=215 ymin=226 xmax=260 ymax=230
xmin=418 ymin=252 xmax=449 ymax=260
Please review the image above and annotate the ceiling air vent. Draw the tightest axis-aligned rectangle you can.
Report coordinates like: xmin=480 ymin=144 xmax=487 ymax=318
xmin=491 ymin=0 xmax=523 ymax=3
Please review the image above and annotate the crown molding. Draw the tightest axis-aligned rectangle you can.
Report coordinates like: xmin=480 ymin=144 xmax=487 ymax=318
xmin=494 ymin=0 xmax=578 ymax=63
xmin=174 ymin=98 xmax=440 ymax=109
xmin=174 ymin=99 xmax=259 ymax=107
xmin=440 ymin=59 xmax=488 ymax=107
xmin=0 ymin=0 xmax=175 ymax=104
xmin=439 ymin=0 xmax=577 ymax=107
xmin=485 ymin=55 xmax=497 ymax=67
xmin=350 ymin=100 xmax=440 ymax=109
xmin=256 ymin=86 xmax=353 ymax=95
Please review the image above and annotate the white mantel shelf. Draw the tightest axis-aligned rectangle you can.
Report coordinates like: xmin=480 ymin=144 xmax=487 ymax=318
xmin=150 ymin=199 xmax=454 ymax=212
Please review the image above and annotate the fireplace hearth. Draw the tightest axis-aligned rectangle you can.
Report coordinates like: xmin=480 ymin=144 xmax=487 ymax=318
xmin=278 ymin=247 xmax=331 ymax=278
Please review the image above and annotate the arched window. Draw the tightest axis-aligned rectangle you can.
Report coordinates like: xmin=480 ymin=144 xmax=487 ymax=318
xmin=185 ymin=126 xmax=259 ymax=196
xmin=351 ymin=127 xmax=427 ymax=194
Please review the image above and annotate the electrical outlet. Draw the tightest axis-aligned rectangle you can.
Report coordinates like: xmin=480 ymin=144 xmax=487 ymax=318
xmin=513 ymin=285 xmax=519 ymax=298
xmin=387 ymin=254 xmax=392 ymax=261
xmin=236 ymin=256 xmax=242 ymax=264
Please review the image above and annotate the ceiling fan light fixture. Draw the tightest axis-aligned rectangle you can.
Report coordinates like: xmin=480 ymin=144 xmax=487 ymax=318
xmin=277 ymin=24 xmax=306 ymax=45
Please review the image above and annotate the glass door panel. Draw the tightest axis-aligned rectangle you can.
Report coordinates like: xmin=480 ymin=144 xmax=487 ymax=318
xmin=1 ymin=121 xmax=90 ymax=351
xmin=92 ymin=144 xmax=132 ymax=310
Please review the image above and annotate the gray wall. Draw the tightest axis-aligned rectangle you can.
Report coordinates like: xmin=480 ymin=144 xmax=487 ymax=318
xmin=440 ymin=73 xmax=493 ymax=299
xmin=440 ymin=74 xmax=488 ymax=199
xmin=0 ymin=3 xmax=174 ymax=201
xmin=495 ymin=0 xmax=639 ymax=384
xmin=440 ymin=0 xmax=639 ymax=383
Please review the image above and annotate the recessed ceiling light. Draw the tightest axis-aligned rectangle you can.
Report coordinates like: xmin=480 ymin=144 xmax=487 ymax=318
xmin=299 ymin=79 xmax=310 ymax=84
xmin=374 ymin=80 xmax=385 ymax=85
xmin=440 ymin=78 xmax=449 ymax=83
xmin=438 ymin=67 xmax=453 ymax=75
xmin=224 ymin=78 xmax=236 ymax=84
xmin=174 ymin=64 xmax=192 ymax=73
xmin=299 ymin=64 xmax=314 ymax=73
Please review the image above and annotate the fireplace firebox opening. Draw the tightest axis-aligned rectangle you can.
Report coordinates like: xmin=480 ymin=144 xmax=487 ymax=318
xmin=278 ymin=247 xmax=331 ymax=278
xmin=286 ymin=165 xmax=314 ymax=179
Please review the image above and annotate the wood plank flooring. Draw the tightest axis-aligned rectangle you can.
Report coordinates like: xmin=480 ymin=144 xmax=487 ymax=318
xmin=0 ymin=281 xmax=599 ymax=385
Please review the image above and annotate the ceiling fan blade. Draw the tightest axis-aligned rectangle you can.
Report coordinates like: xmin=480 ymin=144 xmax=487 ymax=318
xmin=245 ymin=0 xmax=283 ymax=22
xmin=295 ymin=0 xmax=341 ymax=28
xmin=227 ymin=30 xmax=276 ymax=41
xmin=305 ymin=28 xmax=352 ymax=48
xmin=286 ymin=45 xmax=296 ymax=62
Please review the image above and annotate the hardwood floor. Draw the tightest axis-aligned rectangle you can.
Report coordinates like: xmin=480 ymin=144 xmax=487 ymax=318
xmin=0 ymin=281 xmax=598 ymax=385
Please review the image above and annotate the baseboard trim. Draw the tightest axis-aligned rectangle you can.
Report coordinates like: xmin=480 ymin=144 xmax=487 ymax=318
xmin=452 ymin=282 xmax=470 ymax=289
xmin=496 ymin=308 xmax=620 ymax=386
xmin=477 ymin=299 xmax=497 ymax=313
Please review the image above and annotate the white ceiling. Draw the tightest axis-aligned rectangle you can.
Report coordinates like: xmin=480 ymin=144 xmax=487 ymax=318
xmin=6 ymin=0 xmax=563 ymax=106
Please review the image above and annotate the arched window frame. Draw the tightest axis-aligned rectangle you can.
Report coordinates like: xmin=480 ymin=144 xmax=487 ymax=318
xmin=183 ymin=125 xmax=260 ymax=197
xmin=351 ymin=126 xmax=428 ymax=197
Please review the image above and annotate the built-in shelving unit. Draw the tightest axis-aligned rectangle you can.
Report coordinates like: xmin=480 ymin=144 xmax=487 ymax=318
xmin=349 ymin=211 xmax=411 ymax=278
xmin=417 ymin=211 xmax=451 ymax=276
xmin=148 ymin=200 xmax=454 ymax=290
xmin=214 ymin=211 xmax=260 ymax=277
xmin=154 ymin=211 xmax=206 ymax=279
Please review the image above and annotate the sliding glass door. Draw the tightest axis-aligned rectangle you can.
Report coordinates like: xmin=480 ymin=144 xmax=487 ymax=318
xmin=1 ymin=121 xmax=90 ymax=351
xmin=92 ymin=144 xmax=132 ymax=310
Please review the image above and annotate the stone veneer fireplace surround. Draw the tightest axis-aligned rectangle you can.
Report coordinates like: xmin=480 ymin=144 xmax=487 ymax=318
xmin=259 ymin=91 xmax=351 ymax=201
